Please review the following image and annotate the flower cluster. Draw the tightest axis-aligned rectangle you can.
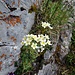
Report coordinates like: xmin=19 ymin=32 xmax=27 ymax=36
xmin=42 ymin=22 xmax=53 ymax=29
xmin=21 ymin=34 xmax=52 ymax=52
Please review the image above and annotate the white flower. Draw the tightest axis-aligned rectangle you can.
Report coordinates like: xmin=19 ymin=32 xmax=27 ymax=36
xmin=31 ymin=43 xmax=37 ymax=49
xmin=26 ymin=34 xmax=31 ymax=38
xmin=36 ymin=37 xmax=40 ymax=42
xmin=40 ymin=34 xmax=44 ymax=37
xmin=38 ymin=49 xmax=40 ymax=52
xmin=32 ymin=35 xmax=37 ymax=41
xmin=42 ymin=22 xmax=47 ymax=28
xmin=27 ymin=37 xmax=32 ymax=42
xmin=29 ymin=34 xmax=35 ymax=38
xmin=47 ymin=40 xmax=52 ymax=45
xmin=42 ymin=22 xmax=53 ymax=29
xmin=46 ymin=22 xmax=50 ymax=26
xmin=27 ymin=35 xmax=33 ymax=40
xmin=40 ymin=41 xmax=46 ymax=46
xmin=48 ymin=25 xmax=53 ymax=29
xmin=41 ymin=47 xmax=44 ymax=52
xmin=44 ymin=34 xmax=49 ymax=40
xmin=21 ymin=34 xmax=52 ymax=53
xmin=38 ymin=34 xmax=46 ymax=42
xmin=25 ymin=40 xmax=31 ymax=46
xmin=21 ymin=41 xmax=24 ymax=45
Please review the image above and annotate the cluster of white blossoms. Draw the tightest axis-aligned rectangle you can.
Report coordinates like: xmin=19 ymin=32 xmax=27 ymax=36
xmin=42 ymin=22 xmax=53 ymax=29
xmin=21 ymin=34 xmax=52 ymax=52
xmin=21 ymin=22 xmax=53 ymax=52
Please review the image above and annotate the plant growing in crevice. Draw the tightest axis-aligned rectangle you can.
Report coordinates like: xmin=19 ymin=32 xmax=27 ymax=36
xmin=15 ymin=22 xmax=53 ymax=75
xmin=14 ymin=0 xmax=73 ymax=75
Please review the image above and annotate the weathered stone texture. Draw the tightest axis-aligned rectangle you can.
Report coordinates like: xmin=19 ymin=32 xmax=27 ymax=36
xmin=0 ymin=0 xmax=41 ymax=75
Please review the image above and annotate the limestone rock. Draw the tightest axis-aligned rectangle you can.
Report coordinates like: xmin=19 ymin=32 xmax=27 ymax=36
xmin=0 ymin=0 xmax=37 ymax=75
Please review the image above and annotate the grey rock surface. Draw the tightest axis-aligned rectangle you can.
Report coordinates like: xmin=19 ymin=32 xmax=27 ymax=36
xmin=0 ymin=0 xmax=40 ymax=75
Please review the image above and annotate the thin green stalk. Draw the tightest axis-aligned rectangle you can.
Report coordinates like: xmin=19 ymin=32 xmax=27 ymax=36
xmin=50 ymin=0 xmax=62 ymax=21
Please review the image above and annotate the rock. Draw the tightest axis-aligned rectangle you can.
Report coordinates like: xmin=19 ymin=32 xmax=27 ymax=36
xmin=0 ymin=0 xmax=37 ymax=75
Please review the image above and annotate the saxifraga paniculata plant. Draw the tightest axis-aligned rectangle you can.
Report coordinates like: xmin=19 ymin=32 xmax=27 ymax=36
xmin=15 ymin=0 xmax=73 ymax=75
